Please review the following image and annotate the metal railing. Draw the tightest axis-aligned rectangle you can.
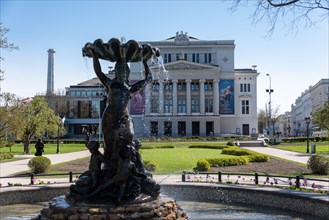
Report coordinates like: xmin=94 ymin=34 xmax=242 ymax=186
xmin=182 ymin=171 xmax=329 ymax=190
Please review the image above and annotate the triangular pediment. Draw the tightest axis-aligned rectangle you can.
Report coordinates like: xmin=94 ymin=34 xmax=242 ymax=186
xmin=162 ymin=60 xmax=220 ymax=71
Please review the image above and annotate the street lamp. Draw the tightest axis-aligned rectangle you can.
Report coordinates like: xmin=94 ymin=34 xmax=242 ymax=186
xmin=56 ymin=113 xmax=65 ymax=154
xmin=305 ymin=117 xmax=311 ymax=153
xmin=266 ymin=74 xmax=274 ymax=143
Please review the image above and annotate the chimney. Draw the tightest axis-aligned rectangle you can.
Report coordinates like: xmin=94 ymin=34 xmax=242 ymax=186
xmin=47 ymin=49 xmax=55 ymax=95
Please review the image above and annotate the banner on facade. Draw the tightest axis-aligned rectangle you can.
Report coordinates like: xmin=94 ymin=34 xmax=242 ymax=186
xmin=130 ymin=80 xmax=145 ymax=115
xmin=219 ymin=80 xmax=234 ymax=114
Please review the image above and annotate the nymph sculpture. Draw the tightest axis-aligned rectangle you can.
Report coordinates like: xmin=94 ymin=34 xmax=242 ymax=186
xmin=66 ymin=38 xmax=160 ymax=205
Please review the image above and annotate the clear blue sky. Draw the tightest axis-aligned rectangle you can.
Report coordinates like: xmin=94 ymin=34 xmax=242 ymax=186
xmin=1 ymin=0 xmax=328 ymax=114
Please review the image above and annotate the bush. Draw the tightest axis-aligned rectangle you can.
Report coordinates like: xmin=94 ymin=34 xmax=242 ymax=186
xmin=28 ymin=156 xmax=51 ymax=173
xmin=247 ymin=153 xmax=270 ymax=162
xmin=188 ymin=144 xmax=227 ymax=149
xmin=144 ymin=160 xmax=158 ymax=172
xmin=206 ymin=156 xmax=249 ymax=167
xmin=196 ymin=159 xmax=210 ymax=171
xmin=0 ymin=152 xmax=14 ymax=160
xmin=307 ymin=155 xmax=329 ymax=175
xmin=227 ymin=141 xmax=235 ymax=146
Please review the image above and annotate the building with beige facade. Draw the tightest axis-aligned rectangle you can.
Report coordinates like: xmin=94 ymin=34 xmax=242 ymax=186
xmin=63 ymin=32 xmax=259 ymax=138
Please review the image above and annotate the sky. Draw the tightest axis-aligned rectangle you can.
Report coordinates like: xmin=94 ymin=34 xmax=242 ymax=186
xmin=1 ymin=0 xmax=328 ymax=114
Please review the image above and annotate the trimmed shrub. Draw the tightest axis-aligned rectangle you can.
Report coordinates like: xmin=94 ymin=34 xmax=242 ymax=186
xmin=227 ymin=141 xmax=235 ymax=146
xmin=307 ymin=155 xmax=329 ymax=175
xmin=206 ymin=156 xmax=249 ymax=167
xmin=222 ymin=147 xmax=252 ymax=156
xmin=196 ymin=159 xmax=210 ymax=171
xmin=144 ymin=160 xmax=158 ymax=172
xmin=188 ymin=144 xmax=227 ymax=149
xmin=28 ymin=156 xmax=51 ymax=173
xmin=247 ymin=153 xmax=270 ymax=162
xmin=0 ymin=152 xmax=14 ymax=160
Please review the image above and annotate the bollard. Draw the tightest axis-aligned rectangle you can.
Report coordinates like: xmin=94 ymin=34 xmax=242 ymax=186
xmin=69 ymin=171 xmax=73 ymax=183
xmin=30 ymin=173 xmax=35 ymax=185
xmin=182 ymin=171 xmax=186 ymax=182
xmin=218 ymin=171 xmax=222 ymax=182
xmin=255 ymin=173 xmax=259 ymax=185
xmin=295 ymin=176 xmax=300 ymax=188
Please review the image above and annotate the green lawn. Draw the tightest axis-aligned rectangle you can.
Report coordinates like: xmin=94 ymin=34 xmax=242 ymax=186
xmin=0 ymin=143 xmax=87 ymax=155
xmin=275 ymin=144 xmax=329 ymax=154
xmin=140 ymin=148 xmax=228 ymax=174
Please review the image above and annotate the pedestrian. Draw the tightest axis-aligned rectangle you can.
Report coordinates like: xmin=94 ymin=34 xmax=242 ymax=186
xmin=35 ymin=138 xmax=45 ymax=156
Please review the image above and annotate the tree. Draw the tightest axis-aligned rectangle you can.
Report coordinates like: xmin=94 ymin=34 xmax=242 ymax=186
xmin=258 ymin=108 xmax=267 ymax=133
xmin=312 ymin=103 xmax=329 ymax=131
xmin=21 ymin=97 xmax=63 ymax=154
xmin=0 ymin=23 xmax=19 ymax=81
xmin=0 ymin=93 xmax=24 ymax=150
xmin=230 ymin=0 xmax=329 ymax=35
xmin=258 ymin=105 xmax=281 ymax=135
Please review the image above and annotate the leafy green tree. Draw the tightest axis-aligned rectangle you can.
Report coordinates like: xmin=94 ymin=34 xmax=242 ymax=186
xmin=312 ymin=103 xmax=329 ymax=131
xmin=21 ymin=97 xmax=63 ymax=154
xmin=0 ymin=93 xmax=24 ymax=150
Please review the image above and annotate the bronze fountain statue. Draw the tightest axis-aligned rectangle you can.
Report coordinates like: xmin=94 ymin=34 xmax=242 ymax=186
xmin=38 ymin=38 xmax=187 ymax=219
xmin=67 ymin=38 xmax=161 ymax=204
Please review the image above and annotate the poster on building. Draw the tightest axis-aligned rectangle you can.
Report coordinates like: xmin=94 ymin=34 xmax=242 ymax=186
xmin=130 ymin=80 xmax=145 ymax=115
xmin=219 ymin=80 xmax=234 ymax=114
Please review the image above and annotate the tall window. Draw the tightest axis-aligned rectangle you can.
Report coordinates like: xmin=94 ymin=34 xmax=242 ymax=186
xmin=164 ymin=54 xmax=171 ymax=63
xmin=191 ymin=82 xmax=199 ymax=91
xmin=152 ymin=82 xmax=159 ymax=91
xmin=178 ymin=82 xmax=186 ymax=91
xmin=204 ymin=82 xmax=213 ymax=91
xmin=151 ymin=98 xmax=159 ymax=113
xmin=191 ymin=99 xmax=200 ymax=113
xmin=204 ymin=53 xmax=212 ymax=63
xmin=192 ymin=53 xmax=200 ymax=63
xmin=164 ymin=98 xmax=173 ymax=113
xmin=178 ymin=99 xmax=186 ymax=113
xmin=242 ymin=100 xmax=249 ymax=114
xmin=91 ymin=101 xmax=100 ymax=118
xmin=240 ymin=83 xmax=251 ymax=92
xmin=205 ymin=99 xmax=213 ymax=113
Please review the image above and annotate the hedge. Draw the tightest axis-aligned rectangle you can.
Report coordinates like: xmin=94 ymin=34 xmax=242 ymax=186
xmin=222 ymin=147 xmax=269 ymax=162
xmin=205 ymin=156 xmax=249 ymax=167
xmin=188 ymin=144 xmax=227 ymax=149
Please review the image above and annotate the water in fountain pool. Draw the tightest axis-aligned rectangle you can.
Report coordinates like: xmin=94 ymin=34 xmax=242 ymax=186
xmin=0 ymin=200 xmax=321 ymax=220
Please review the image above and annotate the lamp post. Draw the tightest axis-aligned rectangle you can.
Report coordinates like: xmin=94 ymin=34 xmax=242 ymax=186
xmin=305 ymin=117 xmax=311 ymax=153
xmin=56 ymin=113 xmax=65 ymax=154
xmin=266 ymin=74 xmax=274 ymax=143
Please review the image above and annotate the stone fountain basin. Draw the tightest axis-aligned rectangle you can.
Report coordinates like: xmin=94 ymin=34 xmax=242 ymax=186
xmin=0 ymin=182 xmax=328 ymax=219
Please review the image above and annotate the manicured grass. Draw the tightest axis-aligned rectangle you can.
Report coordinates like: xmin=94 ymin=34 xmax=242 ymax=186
xmin=275 ymin=144 xmax=329 ymax=154
xmin=141 ymin=141 xmax=227 ymax=148
xmin=140 ymin=148 xmax=230 ymax=174
xmin=0 ymin=143 xmax=87 ymax=155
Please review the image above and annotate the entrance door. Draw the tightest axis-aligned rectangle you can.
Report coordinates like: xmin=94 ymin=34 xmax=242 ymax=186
xmin=164 ymin=121 xmax=172 ymax=136
xmin=150 ymin=121 xmax=158 ymax=136
xmin=242 ymin=124 xmax=249 ymax=135
xmin=206 ymin=121 xmax=214 ymax=136
xmin=178 ymin=121 xmax=186 ymax=136
xmin=192 ymin=121 xmax=200 ymax=136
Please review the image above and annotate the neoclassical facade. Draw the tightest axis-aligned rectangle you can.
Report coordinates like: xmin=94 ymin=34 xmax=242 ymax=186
xmin=63 ymin=32 xmax=259 ymax=137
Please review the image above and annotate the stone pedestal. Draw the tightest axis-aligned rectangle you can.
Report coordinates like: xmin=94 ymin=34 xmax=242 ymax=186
xmin=36 ymin=195 xmax=188 ymax=220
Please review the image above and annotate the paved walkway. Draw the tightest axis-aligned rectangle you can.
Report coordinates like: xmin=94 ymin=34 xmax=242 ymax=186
xmin=0 ymin=146 xmax=319 ymax=187
xmin=243 ymin=147 xmax=312 ymax=164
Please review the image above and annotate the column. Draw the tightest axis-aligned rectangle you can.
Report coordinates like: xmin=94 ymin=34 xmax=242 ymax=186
xmin=186 ymin=79 xmax=191 ymax=115
xmin=213 ymin=79 xmax=219 ymax=115
xmin=159 ymin=80 xmax=164 ymax=115
xmin=144 ymin=84 xmax=151 ymax=115
xmin=172 ymin=79 xmax=178 ymax=115
xmin=200 ymin=79 xmax=205 ymax=114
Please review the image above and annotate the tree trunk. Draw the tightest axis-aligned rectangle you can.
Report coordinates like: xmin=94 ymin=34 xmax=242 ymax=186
xmin=23 ymin=137 xmax=30 ymax=154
